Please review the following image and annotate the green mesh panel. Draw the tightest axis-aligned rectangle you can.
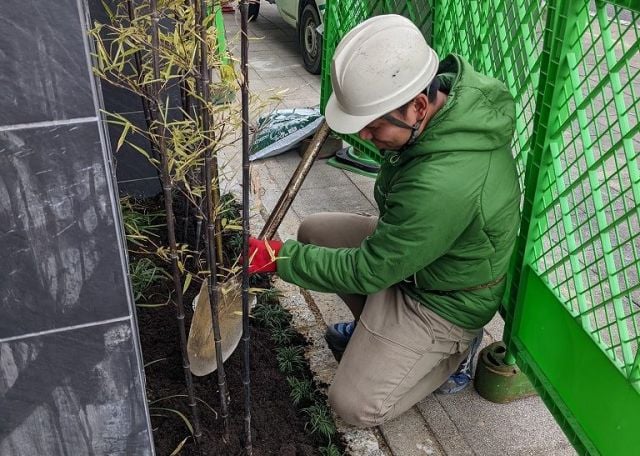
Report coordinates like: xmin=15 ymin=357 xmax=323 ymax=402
xmin=526 ymin=0 xmax=640 ymax=391
xmin=321 ymin=1 xmax=640 ymax=453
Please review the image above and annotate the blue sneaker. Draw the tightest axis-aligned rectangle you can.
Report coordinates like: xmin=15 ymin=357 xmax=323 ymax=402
xmin=324 ymin=321 xmax=356 ymax=361
xmin=436 ymin=332 xmax=483 ymax=394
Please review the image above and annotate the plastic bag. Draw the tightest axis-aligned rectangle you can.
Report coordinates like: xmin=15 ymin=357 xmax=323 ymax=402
xmin=250 ymin=107 xmax=323 ymax=161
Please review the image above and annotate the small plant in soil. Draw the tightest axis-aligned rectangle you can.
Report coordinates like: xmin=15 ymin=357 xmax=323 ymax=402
xmin=252 ymin=302 xmax=290 ymax=329
xmin=303 ymin=403 xmax=336 ymax=439
xmin=129 ymin=257 xmax=169 ymax=303
xmin=271 ymin=326 xmax=296 ymax=345
xmin=319 ymin=442 xmax=343 ymax=456
xmin=120 ymin=196 xmax=164 ymax=247
xmin=253 ymin=287 xmax=345 ymax=455
xmin=258 ymin=286 xmax=285 ymax=304
xmin=276 ymin=346 xmax=306 ymax=374
xmin=287 ymin=376 xmax=315 ymax=406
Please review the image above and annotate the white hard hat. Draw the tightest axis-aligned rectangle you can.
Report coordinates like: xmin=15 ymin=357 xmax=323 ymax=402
xmin=325 ymin=14 xmax=439 ymax=134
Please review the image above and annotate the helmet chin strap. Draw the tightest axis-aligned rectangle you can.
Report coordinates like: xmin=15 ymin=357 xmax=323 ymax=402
xmin=381 ymin=79 xmax=440 ymax=151
xmin=381 ymin=113 xmax=426 ymax=150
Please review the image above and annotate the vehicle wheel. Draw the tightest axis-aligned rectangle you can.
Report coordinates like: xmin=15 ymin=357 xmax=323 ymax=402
xmin=299 ymin=2 xmax=322 ymax=75
xmin=248 ymin=1 xmax=260 ymax=21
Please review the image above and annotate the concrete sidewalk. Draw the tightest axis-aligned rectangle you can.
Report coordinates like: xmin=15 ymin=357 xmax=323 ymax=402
xmin=224 ymin=4 xmax=576 ymax=455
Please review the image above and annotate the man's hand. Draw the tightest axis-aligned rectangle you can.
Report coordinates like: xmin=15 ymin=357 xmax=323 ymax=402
xmin=246 ymin=237 xmax=283 ymax=274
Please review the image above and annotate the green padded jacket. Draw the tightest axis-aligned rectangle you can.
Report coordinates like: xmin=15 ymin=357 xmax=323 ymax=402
xmin=277 ymin=54 xmax=521 ymax=329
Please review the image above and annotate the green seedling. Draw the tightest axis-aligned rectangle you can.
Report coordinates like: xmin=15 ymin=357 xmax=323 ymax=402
xmin=271 ymin=326 xmax=296 ymax=345
xmin=120 ymin=196 xmax=164 ymax=246
xmin=258 ymin=287 xmax=284 ymax=304
xmin=319 ymin=443 xmax=343 ymax=456
xmin=129 ymin=257 xmax=169 ymax=302
xmin=276 ymin=346 xmax=305 ymax=374
xmin=249 ymin=272 xmax=277 ymax=289
xmin=253 ymin=303 xmax=289 ymax=329
xmin=287 ymin=376 xmax=314 ymax=406
xmin=224 ymin=231 xmax=243 ymax=257
xmin=303 ymin=403 xmax=336 ymax=438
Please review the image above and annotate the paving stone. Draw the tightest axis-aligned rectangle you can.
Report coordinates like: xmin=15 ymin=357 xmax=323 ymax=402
xmin=433 ymin=388 xmax=575 ymax=456
xmin=380 ymin=408 xmax=445 ymax=456
xmin=416 ymin=395 xmax=475 ymax=456
xmin=483 ymin=312 xmax=505 ymax=343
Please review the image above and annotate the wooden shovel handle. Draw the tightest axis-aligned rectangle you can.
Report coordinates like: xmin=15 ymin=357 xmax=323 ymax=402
xmin=258 ymin=120 xmax=331 ymax=240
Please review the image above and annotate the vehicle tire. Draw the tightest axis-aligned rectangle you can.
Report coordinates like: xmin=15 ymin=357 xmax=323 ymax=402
xmin=299 ymin=2 xmax=322 ymax=75
xmin=248 ymin=1 xmax=260 ymax=21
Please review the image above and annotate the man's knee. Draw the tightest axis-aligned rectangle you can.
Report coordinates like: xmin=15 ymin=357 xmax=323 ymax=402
xmin=297 ymin=213 xmax=325 ymax=244
xmin=328 ymin=379 xmax=386 ymax=428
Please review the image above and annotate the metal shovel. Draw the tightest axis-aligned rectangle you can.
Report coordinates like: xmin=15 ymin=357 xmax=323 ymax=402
xmin=187 ymin=120 xmax=331 ymax=376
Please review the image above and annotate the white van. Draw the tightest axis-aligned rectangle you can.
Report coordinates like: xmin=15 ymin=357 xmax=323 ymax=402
xmin=266 ymin=0 xmax=326 ymax=74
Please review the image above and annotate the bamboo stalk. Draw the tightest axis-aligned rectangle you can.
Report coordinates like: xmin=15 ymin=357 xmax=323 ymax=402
xmin=125 ymin=0 xmax=158 ymax=160
xmin=149 ymin=0 xmax=202 ymax=446
xmin=199 ymin=0 xmax=224 ymax=267
xmin=197 ymin=0 xmax=230 ymax=441
xmin=195 ymin=197 xmax=204 ymax=252
xmin=239 ymin=0 xmax=253 ymax=453
xmin=179 ymin=85 xmax=191 ymax=245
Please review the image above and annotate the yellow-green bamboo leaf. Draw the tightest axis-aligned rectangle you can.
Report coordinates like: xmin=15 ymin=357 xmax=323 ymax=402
xmin=116 ymin=121 xmax=130 ymax=151
xmin=144 ymin=357 xmax=168 ymax=368
xmin=169 ymin=436 xmax=190 ymax=456
xmin=150 ymin=407 xmax=194 ymax=435
xmin=136 ymin=302 xmax=169 ymax=308
xmin=128 ymin=142 xmax=159 ymax=167
xmin=182 ymin=272 xmax=192 ymax=295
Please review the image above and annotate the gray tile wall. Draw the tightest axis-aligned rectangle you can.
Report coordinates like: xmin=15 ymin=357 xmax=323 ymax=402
xmin=0 ymin=0 xmax=154 ymax=454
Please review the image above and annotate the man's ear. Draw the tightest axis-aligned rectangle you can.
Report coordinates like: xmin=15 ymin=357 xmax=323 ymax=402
xmin=413 ymin=93 xmax=430 ymax=118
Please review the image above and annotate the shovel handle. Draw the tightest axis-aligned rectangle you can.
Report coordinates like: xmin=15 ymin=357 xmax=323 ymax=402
xmin=259 ymin=120 xmax=331 ymax=240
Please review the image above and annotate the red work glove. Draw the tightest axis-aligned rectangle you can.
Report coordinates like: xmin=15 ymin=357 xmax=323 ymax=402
xmin=247 ymin=236 xmax=283 ymax=274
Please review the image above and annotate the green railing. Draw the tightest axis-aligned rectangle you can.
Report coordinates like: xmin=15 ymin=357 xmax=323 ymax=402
xmin=320 ymin=1 xmax=640 ymax=454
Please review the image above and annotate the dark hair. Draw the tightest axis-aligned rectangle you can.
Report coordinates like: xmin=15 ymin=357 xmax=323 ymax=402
xmin=397 ymin=78 xmax=440 ymax=114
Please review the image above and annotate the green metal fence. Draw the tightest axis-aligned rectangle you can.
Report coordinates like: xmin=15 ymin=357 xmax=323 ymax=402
xmin=320 ymin=1 xmax=640 ymax=454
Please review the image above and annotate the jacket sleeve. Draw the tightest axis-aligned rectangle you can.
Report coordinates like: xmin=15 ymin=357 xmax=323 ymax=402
xmin=276 ymin=163 xmax=479 ymax=295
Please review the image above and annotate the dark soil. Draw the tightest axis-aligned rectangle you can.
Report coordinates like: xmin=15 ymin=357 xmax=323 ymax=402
xmin=130 ymin=194 xmax=325 ymax=455
xmin=138 ymin=296 xmax=321 ymax=456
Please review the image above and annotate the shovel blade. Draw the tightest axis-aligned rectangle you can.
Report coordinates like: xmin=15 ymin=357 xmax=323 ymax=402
xmin=187 ymin=278 xmax=250 ymax=376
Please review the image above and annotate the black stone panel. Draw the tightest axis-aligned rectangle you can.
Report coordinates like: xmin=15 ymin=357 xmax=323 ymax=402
xmin=0 ymin=321 xmax=152 ymax=456
xmin=0 ymin=0 xmax=95 ymax=125
xmin=116 ymin=177 xmax=163 ymax=197
xmin=109 ymin=111 xmax=160 ymax=183
xmin=88 ymin=0 xmax=184 ymax=115
xmin=0 ymin=123 xmax=131 ymax=338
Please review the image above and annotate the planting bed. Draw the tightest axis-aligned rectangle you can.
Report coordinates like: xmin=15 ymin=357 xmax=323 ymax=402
xmin=128 ymin=195 xmax=337 ymax=455
xmin=138 ymin=291 xmax=320 ymax=455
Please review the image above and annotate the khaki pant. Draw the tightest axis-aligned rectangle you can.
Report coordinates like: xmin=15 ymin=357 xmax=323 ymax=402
xmin=298 ymin=212 xmax=479 ymax=427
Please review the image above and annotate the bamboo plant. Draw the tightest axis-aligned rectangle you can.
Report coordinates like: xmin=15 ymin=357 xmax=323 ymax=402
xmin=149 ymin=0 xmax=206 ymax=446
xmin=90 ymin=0 xmax=280 ymax=450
